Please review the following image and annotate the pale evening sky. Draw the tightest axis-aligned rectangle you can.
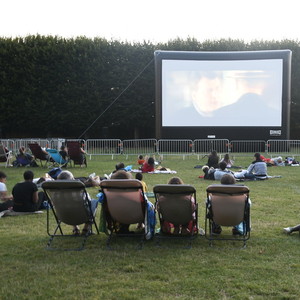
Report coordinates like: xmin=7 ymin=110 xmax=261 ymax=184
xmin=1 ymin=0 xmax=299 ymax=43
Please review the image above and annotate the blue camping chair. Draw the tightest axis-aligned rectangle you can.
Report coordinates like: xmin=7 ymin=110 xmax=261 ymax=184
xmin=47 ymin=149 xmax=68 ymax=168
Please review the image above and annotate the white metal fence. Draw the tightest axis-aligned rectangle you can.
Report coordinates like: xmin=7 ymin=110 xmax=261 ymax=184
xmin=122 ymin=139 xmax=157 ymax=158
xmin=194 ymin=139 xmax=229 ymax=158
xmin=267 ymin=140 xmax=300 ymax=157
xmin=2 ymin=138 xmax=300 ymax=159
xmin=10 ymin=139 xmax=49 ymax=153
xmin=230 ymin=140 xmax=266 ymax=156
xmin=157 ymin=139 xmax=194 ymax=159
xmin=86 ymin=139 xmax=122 ymax=159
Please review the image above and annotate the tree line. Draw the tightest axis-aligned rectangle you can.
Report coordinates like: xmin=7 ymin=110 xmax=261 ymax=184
xmin=1 ymin=35 xmax=300 ymax=139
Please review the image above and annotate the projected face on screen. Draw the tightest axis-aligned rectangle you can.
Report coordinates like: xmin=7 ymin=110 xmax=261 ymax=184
xmin=191 ymin=76 xmax=224 ymax=115
xmin=161 ymin=59 xmax=283 ymax=127
xmin=191 ymin=70 xmax=266 ymax=116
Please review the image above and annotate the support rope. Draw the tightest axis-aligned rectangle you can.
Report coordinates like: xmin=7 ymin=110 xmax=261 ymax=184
xmin=78 ymin=57 xmax=154 ymax=139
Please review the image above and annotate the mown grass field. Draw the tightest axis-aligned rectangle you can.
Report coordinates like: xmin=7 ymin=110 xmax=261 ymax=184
xmin=1 ymin=155 xmax=300 ymax=299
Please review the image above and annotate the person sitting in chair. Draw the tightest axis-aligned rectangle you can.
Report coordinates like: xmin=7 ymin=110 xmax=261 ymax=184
xmin=167 ymin=176 xmax=197 ymax=235
xmin=109 ymin=170 xmax=155 ymax=236
xmin=210 ymin=173 xmax=251 ymax=235
xmin=59 ymin=145 xmax=68 ymax=161
xmin=15 ymin=146 xmax=34 ymax=167
xmin=58 ymin=145 xmax=69 ymax=167
xmin=79 ymin=140 xmax=87 ymax=167
xmin=57 ymin=170 xmax=98 ymax=235
xmin=158 ymin=177 xmax=202 ymax=235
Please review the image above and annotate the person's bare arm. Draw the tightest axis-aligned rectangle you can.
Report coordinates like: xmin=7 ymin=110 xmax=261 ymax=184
xmin=32 ymin=191 xmax=39 ymax=203
xmin=0 ymin=191 xmax=13 ymax=201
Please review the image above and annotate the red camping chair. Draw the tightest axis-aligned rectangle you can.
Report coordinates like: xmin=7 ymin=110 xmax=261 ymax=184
xmin=28 ymin=143 xmax=50 ymax=167
xmin=66 ymin=141 xmax=87 ymax=167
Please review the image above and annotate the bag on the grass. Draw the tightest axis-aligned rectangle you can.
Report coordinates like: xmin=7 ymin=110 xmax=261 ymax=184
xmin=48 ymin=167 xmax=62 ymax=179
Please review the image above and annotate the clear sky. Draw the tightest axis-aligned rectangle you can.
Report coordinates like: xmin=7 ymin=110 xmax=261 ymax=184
xmin=1 ymin=0 xmax=299 ymax=43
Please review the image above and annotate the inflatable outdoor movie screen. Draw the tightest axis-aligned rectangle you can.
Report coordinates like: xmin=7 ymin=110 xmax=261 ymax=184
xmin=154 ymin=50 xmax=291 ymax=140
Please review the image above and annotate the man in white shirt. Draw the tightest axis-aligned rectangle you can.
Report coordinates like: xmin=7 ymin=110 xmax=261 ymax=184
xmin=0 ymin=171 xmax=13 ymax=211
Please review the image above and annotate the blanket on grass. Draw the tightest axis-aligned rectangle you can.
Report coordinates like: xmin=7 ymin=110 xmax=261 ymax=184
xmin=235 ymin=175 xmax=282 ymax=181
xmin=198 ymin=175 xmax=282 ymax=181
xmin=194 ymin=165 xmax=243 ymax=169
xmin=0 ymin=210 xmax=43 ymax=218
xmin=131 ymin=169 xmax=177 ymax=174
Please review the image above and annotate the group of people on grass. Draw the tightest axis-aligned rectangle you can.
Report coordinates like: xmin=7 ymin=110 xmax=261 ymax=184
xmin=8 ymin=141 xmax=87 ymax=168
xmin=204 ymin=151 xmax=300 ymax=235
xmin=203 ymin=151 xmax=268 ymax=180
xmin=1 ymin=151 xmax=298 ymax=236
xmin=0 ymin=170 xmax=44 ymax=213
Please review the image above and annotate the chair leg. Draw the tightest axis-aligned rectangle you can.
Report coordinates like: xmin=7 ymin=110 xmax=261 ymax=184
xmin=106 ymin=233 xmax=113 ymax=250
xmin=47 ymin=235 xmax=55 ymax=249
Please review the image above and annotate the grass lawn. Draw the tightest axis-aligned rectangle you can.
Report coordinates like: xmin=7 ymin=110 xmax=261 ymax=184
xmin=1 ymin=155 xmax=300 ymax=299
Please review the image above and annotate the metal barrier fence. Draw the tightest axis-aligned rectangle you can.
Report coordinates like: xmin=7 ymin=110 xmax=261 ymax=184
xmin=230 ymin=140 xmax=266 ymax=156
xmin=85 ymin=139 xmax=122 ymax=159
xmin=122 ymin=139 xmax=157 ymax=158
xmin=2 ymin=138 xmax=300 ymax=159
xmin=267 ymin=140 xmax=300 ymax=157
xmin=49 ymin=138 xmax=66 ymax=150
xmin=12 ymin=139 xmax=50 ymax=153
xmin=157 ymin=139 xmax=194 ymax=159
xmin=0 ymin=139 xmax=14 ymax=150
xmin=194 ymin=139 xmax=229 ymax=158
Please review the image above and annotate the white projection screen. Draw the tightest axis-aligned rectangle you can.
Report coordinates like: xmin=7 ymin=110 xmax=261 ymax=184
xmin=154 ymin=50 xmax=291 ymax=140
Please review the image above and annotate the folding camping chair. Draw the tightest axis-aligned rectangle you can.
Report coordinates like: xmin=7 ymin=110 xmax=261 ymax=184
xmin=99 ymin=179 xmax=149 ymax=249
xmin=42 ymin=180 xmax=99 ymax=250
xmin=0 ymin=144 xmax=13 ymax=167
xmin=66 ymin=141 xmax=87 ymax=167
xmin=28 ymin=143 xmax=50 ymax=167
xmin=47 ymin=149 xmax=68 ymax=168
xmin=205 ymin=184 xmax=251 ymax=248
xmin=153 ymin=184 xmax=198 ymax=248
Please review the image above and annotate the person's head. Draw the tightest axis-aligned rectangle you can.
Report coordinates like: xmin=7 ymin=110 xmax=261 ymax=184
xmin=202 ymin=165 xmax=209 ymax=174
xmin=147 ymin=157 xmax=155 ymax=166
xmin=219 ymin=161 xmax=227 ymax=171
xmin=19 ymin=146 xmax=25 ymax=154
xmin=135 ymin=173 xmax=143 ymax=181
xmin=254 ymin=153 xmax=261 ymax=161
xmin=115 ymin=162 xmax=125 ymax=170
xmin=111 ymin=170 xmax=133 ymax=179
xmin=224 ymin=153 xmax=230 ymax=161
xmin=60 ymin=145 xmax=66 ymax=151
xmin=57 ymin=170 xmax=74 ymax=180
xmin=221 ymin=174 xmax=236 ymax=185
xmin=0 ymin=171 xmax=7 ymax=182
xmin=23 ymin=170 xmax=34 ymax=181
xmin=277 ymin=156 xmax=283 ymax=163
xmin=210 ymin=150 xmax=217 ymax=157
xmin=138 ymin=155 xmax=143 ymax=159
xmin=168 ymin=176 xmax=184 ymax=185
